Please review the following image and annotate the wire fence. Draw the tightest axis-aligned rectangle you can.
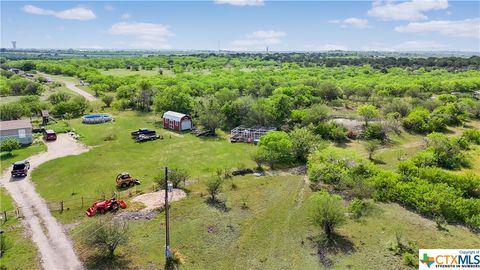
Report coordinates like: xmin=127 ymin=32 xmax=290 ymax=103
xmin=1 ymin=187 xmax=146 ymax=222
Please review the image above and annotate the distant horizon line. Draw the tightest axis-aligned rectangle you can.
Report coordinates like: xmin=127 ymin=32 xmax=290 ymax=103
xmin=2 ymin=48 xmax=479 ymax=54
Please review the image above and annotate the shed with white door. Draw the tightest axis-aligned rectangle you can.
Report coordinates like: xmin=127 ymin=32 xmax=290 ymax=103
xmin=0 ymin=119 xmax=33 ymax=145
xmin=162 ymin=111 xmax=192 ymax=131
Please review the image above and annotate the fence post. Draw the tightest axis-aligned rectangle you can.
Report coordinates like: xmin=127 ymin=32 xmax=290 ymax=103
xmin=3 ymin=211 xmax=6 ymax=221
xmin=60 ymin=201 xmax=64 ymax=213
xmin=81 ymin=196 xmax=84 ymax=208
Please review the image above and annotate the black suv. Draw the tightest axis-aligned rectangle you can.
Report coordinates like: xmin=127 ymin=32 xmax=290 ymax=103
xmin=11 ymin=160 xmax=31 ymax=177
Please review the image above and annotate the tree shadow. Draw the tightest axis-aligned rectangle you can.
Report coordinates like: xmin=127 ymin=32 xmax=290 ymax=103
xmin=371 ymin=158 xmax=386 ymax=165
xmin=308 ymin=233 xmax=356 ymax=268
xmin=0 ymin=152 xmax=16 ymax=162
xmin=85 ymin=254 xmax=132 ymax=270
xmin=205 ymin=198 xmax=230 ymax=212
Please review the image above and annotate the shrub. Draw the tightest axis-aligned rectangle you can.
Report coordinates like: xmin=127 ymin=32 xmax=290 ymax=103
xmin=309 ymin=191 xmax=346 ymax=238
xmin=314 ymin=121 xmax=348 ymax=143
xmin=205 ymin=176 xmax=224 ymax=201
xmin=462 ymin=129 xmax=480 ymax=145
xmin=85 ymin=219 xmax=129 ymax=258
xmin=363 ymin=139 xmax=381 ymax=160
xmin=348 ymin=198 xmax=373 ymax=219
xmin=103 ymin=133 xmax=117 ymax=141
xmin=156 ymin=168 xmax=189 ymax=188
xmin=362 ymin=123 xmax=387 ymax=142
xmin=0 ymin=138 xmax=20 ymax=154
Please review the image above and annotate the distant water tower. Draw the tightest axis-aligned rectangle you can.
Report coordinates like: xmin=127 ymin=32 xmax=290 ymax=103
xmin=11 ymin=41 xmax=16 ymax=49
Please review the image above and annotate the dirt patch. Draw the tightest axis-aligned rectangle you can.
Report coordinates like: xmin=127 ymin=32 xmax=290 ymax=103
xmin=131 ymin=189 xmax=187 ymax=211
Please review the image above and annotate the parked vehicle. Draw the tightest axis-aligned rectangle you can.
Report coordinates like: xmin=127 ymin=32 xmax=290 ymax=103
xmin=131 ymin=128 xmax=156 ymax=138
xmin=11 ymin=160 xmax=30 ymax=177
xmin=32 ymin=127 xmax=46 ymax=134
xmin=85 ymin=197 xmax=127 ymax=217
xmin=135 ymin=134 xmax=160 ymax=142
xmin=43 ymin=129 xmax=57 ymax=141
xmin=116 ymin=172 xmax=141 ymax=188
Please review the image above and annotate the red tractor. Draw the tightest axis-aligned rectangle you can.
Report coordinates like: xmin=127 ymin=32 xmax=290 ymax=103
xmin=85 ymin=197 xmax=127 ymax=217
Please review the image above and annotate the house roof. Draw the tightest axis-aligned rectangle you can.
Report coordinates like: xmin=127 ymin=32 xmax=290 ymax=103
xmin=163 ymin=111 xmax=189 ymax=122
xmin=0 ymin=119 xmax=32 ymax=131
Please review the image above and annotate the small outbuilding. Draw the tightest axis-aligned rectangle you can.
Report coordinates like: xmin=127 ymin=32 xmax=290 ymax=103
xmin=162 ymin=111 xmax=192 ymax=131
xmin=0 ymin=119 xmax=33 ymax=145
xmin=41 ymin=110 xmax=50 ymax=125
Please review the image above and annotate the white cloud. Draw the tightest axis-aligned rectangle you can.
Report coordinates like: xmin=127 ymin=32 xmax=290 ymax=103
xmin=330 ymin=17 xmax=369 ymax=28
xmin=305 ymin=44 xmax=348 ymax=51
xmin=22 ymin=4 xmax=96 ymax=21
xmin=230 ymin=30 xmax=286 ymax=49
xmin=104 ymin=5 xmax=114 ymax=11
xmin=214 ymin=0 xmax=264 ymax=6
xmin=368 ymin=0 xmax=448 ymax=21
xmin=121 ymin=13 xmax=131 ymax=20
xmin=246 ymin=30 xmax=286 ymax=39
xmin=395 ymin=18 xmax=480 ymax=38
xmin=108 ymin=22 xmax=174 ymax=49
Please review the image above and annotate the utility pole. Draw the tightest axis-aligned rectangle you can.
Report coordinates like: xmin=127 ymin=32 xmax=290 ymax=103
xmin=164 ymin=167 xmax=171 ymax=259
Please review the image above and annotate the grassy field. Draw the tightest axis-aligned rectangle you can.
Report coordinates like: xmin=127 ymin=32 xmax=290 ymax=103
xmin=100 ymin=68 xmax=162 ymax=77
xmin=67 ymin=174 xmax=480 ymax=270
xmin=33 ymin=111 xmax=256 ymax=223
xmin=0 ymin=188 xmax=40 ymax=270
xmin=26 ymin=111 xmax=480 ymax=269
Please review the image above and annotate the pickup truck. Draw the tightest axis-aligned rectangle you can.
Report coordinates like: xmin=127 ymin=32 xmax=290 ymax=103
xmin=131 ymin=128 xmax=157 ymax=138
xmin=11 ymin=160 xmax=30 ymax=177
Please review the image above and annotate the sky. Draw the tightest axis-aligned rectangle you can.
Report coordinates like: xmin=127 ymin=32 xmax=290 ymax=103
xmin=1 ymin=0 xmax=479 ymax=52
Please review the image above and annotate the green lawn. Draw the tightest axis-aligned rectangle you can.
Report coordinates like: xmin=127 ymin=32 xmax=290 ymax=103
xmin=32 ymin=111 xmax=256 ymax=223
xmin=0 ymin=141 xmax=46 ymax=172
xmin=0 ymin=188 xmax=40 ymax=270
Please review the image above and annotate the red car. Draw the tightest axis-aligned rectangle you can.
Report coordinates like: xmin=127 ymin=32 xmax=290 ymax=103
xmin=43 ymin=129 xmax=57 ymax=141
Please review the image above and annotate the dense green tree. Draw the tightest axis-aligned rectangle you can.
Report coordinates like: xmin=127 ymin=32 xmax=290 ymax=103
xmin=256 ymin=131 xmax=294 ymax=168
xmin=194 ymin=97 xmax=224 ymax=134
xmin=289 ymin=127 xmax=322 ymax=162
xmin=0 ymin=102 xmax=24 ymax=120
xmin=154 ymin=86 xmax=193 ymax=114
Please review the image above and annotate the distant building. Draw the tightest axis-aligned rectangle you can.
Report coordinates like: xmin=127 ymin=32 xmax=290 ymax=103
xmin=162 ymin=111 xmax=192 ymax=131
xmin=0 ymin=119 xmax=33 ymax=145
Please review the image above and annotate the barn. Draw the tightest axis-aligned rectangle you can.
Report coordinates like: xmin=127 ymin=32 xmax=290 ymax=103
xmin=0 ymin=119 xmax=33 ymax=145
xmin=162 ymin=111 xmax=192 ymax=131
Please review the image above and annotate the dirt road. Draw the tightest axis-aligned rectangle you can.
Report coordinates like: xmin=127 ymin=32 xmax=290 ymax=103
xmin=0 ymin=134 xmax=89 ymax=270
xmin=39 ymin=72 xmax=97 ymax=102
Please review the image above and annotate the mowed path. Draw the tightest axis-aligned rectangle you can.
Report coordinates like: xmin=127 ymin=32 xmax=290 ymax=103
xmin=38 ymin=72 xmax=97 ymax=101
xmin=0 ymin=135 xmax=89 ymax=270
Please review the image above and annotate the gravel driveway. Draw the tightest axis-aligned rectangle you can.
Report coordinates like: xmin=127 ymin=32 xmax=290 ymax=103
xmin=38 ymin=72 xmax=97 ymax=102
xmin=0 ymin=134 xmax=89 ymax=270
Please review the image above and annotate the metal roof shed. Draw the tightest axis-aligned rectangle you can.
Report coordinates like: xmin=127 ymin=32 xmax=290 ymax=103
xmin=162 ymin=111 xmax=192 ymax=131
